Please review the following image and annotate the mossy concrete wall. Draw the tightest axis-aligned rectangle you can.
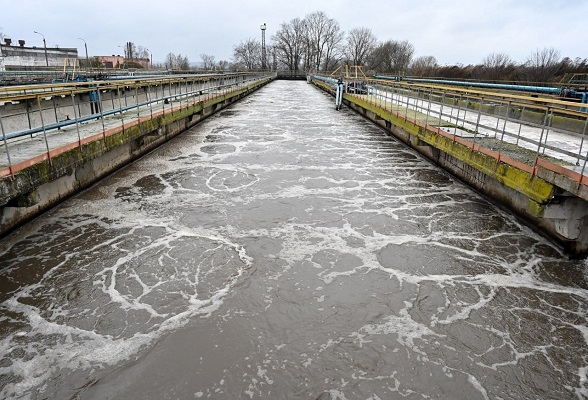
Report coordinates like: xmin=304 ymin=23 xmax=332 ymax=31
xmin=312 ymin=79 xmax=588 ymax=256
xmin=0 ymin=78 xmax=274 ymax=237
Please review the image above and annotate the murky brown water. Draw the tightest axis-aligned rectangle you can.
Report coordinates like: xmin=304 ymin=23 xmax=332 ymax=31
xmin=1 ymin=81 xmax=587 ymax=399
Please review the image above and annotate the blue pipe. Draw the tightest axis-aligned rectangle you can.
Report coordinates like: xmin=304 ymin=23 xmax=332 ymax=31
xmin=4 ymin=101 xmax=152 ymax=140
xmin=310 ymin=74 xmax=338 ymax=86
xmin=373 ymin=76 xmax=562 ymax=95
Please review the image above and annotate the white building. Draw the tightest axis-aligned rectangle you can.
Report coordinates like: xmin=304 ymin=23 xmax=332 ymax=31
xmin=0 ymin=38 xmax=78 ymax=71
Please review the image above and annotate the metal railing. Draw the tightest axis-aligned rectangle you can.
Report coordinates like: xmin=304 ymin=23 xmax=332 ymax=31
xmin=0 ymin=72 xmax=275 ymax=175
xmin=331 ymin=76 xmax=588 ymax=179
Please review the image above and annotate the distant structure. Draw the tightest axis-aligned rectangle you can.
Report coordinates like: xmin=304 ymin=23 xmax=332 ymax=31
xmin=0 ymin=38 xmax=150 ymax=72
xmin=93 ymin=55 xmax=125 ymax=69
xmin=93 ymin=55 xmax=150 ymax=69
xmin=0 ymin=38 xmax=78 ymax=71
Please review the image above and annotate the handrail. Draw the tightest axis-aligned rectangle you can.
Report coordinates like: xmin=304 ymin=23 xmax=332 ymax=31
xmin=310 ymin=73 xmax=588 ymax=176
xmin=1 ymin=75 xmax=267 ymax=140
xmin=0 ymin=72 xmax=264 ymax=102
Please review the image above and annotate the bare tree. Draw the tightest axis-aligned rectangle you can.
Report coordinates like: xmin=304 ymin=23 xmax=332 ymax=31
xmin=165 ymin=53 xmax=189 ymax=70
xmin=369 ymin=40 xmax=414 ymax=75
xmin=410 ymin=56 xmax=438 ymax=76
xmin=0 ymin=27 xmax=5 ymax=41
xmin=124 ymin=42 xmax=149 ymax=59
xmin=524 ymin=47 xmax=561 ymax=83
xmin=322 ymin=32 xmax=345 ymax=72
xmin=303 ymin=11 xmax=344 ymax=72
xmin=177 ymin=54 xmax=190 ymax=70
xmin=218 ymin=60 xmax=230 ymax=71
xmin=305 ymin=11 xmax=344 ymax=71
xmin=272 ymin=18 xmax=307 ymax=71
xmin=480 ymin=52 xmax=513 ymax=80
xmin=345 ymin=27 xmax=377 ymax=67
xmin=368 ymin=42 xmax=388 ymax=71
xmin=135 ymin=45 xmax=149 ymax=59
xmin=200 ymin=53 xmax=216 ymax=70
xmin=391 ymin=40 xmax=414 ymax=75
xmin=165 ymin=53 xmax=177 ymax=70
xmin=233 ymin=38 xmax=261 ymax=70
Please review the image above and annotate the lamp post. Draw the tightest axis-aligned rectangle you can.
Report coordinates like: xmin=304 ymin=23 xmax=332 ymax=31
xmin=78 ymin=37 xmax=89 ymax=68
xmin=33 ymin=30 xmax=49 ymax=67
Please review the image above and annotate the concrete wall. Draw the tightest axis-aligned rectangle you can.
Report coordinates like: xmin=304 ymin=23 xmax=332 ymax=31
xmin=0 ymin=44 xmax=78 ymax=70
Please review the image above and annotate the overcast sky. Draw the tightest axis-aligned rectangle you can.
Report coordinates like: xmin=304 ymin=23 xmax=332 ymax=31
xmin=1 ymin=0 xmax=586 ymax=66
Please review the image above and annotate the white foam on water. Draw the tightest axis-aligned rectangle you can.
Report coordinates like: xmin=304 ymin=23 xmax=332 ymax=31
xmin=356 ymin=302 xmax=444 ymax=353
xmin=467 ymin=374 xmax=490 ymax=400
xmin=0 ymin=217 xmax=254 ymax=399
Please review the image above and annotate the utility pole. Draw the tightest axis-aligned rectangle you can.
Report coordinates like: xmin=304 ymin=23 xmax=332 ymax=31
xmin=260 ymin=23 xmax=266 ymax=70
xmin=78 ymin=37 xmax=88 ymax=68
xmin=34 ymin=31 xmax=49 ymax=67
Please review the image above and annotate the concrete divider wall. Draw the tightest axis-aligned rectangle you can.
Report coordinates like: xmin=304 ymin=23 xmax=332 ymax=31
xmin=311 ymin=79 xmax=588 ymax=257
xmin=0 ymin=77 xmax=274 ymax=237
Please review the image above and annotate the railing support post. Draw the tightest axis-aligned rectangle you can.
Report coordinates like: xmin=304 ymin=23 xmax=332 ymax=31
xmin=36 ymin=96 xmax=52 ymax=165
xmin=576 ymin=116 xmax=588 ymax=166
xmin=0 ymin=112 xmax=13 ymax=178
xmin=70 ymin=92 xmax=82 ymax=148
xmin=117 ymin=86 xmax=125 ymax=132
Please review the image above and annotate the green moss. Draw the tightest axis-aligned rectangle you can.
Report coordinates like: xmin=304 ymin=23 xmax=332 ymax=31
xmin=526 ymin=199 xmax=545 ymax=217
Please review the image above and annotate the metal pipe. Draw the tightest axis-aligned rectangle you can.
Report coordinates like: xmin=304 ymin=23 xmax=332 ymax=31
xmin=374 ymin=75 xmax=562 ymax=95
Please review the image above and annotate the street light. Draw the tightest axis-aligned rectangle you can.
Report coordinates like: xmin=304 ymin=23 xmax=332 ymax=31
xmin=78 ymin=37 xmax=89 ymax=68
xmin=33 ymin=30 xmax=49 ymax=67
